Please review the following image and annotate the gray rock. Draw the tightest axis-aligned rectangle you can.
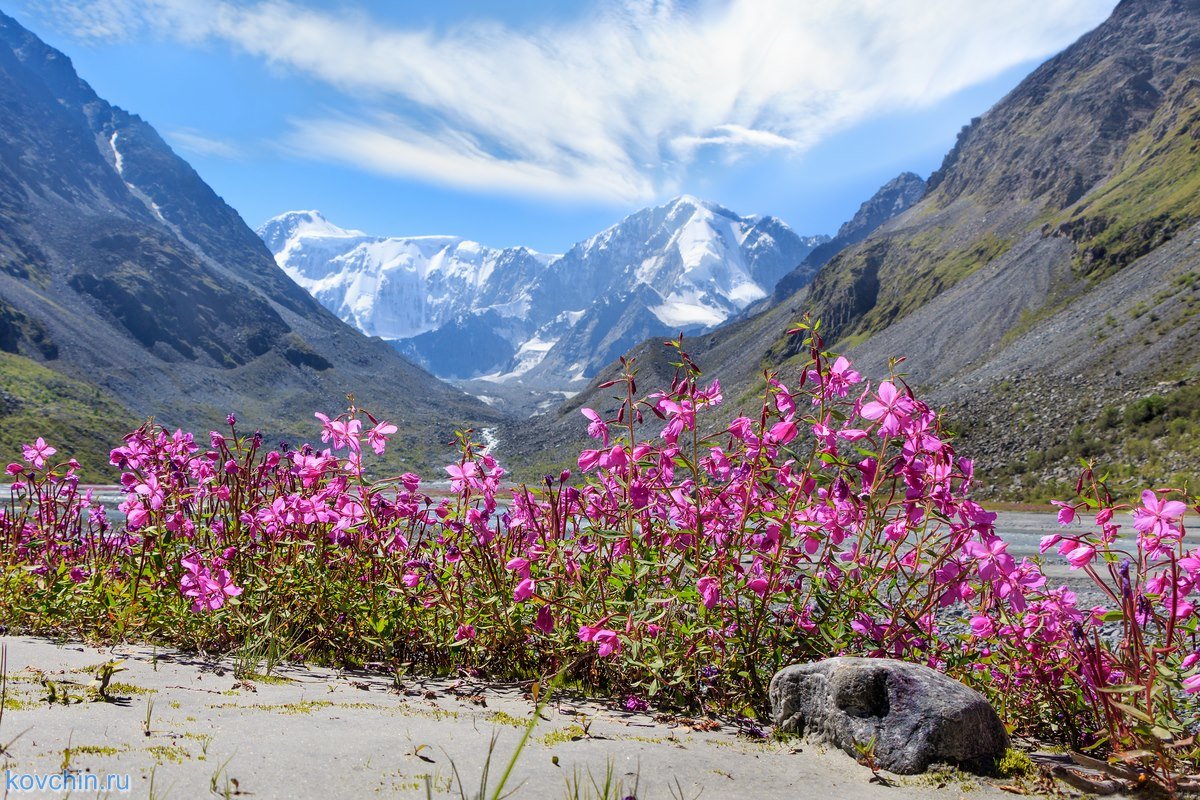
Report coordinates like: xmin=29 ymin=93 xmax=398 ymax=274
xmin=769 ymin=657 xmax=1008 ymax=774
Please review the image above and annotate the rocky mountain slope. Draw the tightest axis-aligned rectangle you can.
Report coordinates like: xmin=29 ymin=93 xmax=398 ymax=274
xmin=768 ymin=172 xmax=926 ymax=302
xmin=0 ymin=11 xmax=499 ymax=476
xmin=260 ymin=198 xmax=826 ymax=390
xmin=509 ymin=0 xmax=1200 ymax=498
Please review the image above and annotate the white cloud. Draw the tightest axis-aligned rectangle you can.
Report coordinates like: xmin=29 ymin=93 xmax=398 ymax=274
xmin=42 ymin=0 xmax=1117 ymax=202
xmin=35 ymin=0 xmax=143 ymax=40
xmin=166 ymin=128 xmax=244 ymax=159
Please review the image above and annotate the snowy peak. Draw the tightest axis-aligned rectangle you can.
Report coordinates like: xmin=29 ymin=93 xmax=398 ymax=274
xmin=259 ymin=211 xmax=554 ymax=353
xmin=550 ymin=196 xmax=826 ymax=330
xmin=261 ymin=199 xmax=826 ymax=388
xmin=257 ymin=210 xmax=363 ymax=254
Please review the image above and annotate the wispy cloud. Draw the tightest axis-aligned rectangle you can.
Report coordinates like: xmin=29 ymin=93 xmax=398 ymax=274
xmin=166 ymin=128 xmax=244 ymax=159
xmin=40 ymin=0 xmax=1116 ymax=202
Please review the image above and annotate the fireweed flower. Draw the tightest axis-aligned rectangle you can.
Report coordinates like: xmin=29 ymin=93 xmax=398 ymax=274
xmin=534 ymin=605 xmax=554 ymax=634
xmin=697 ymin=576 xmax=721 ymax=609
xmin=578 ymin=625 xmax=621 ymax=657
xmin=860 ymin=381 xmax=914 ymax=435
xmin=963 ymin=537 xmax=1015 ymax=581
xmin=1134 ymin=490 xmax=1187 ymax=557
xmin=313 ymin=412 xmax=362 ymax=451
xmin=592 ymin=630 xmax=621 ymax=657
xmin=13 ymin=339 xmax=1200 ymax=771
xmin=806 ymin=355 xmax=862 ymax=401
xmin=22 ymin=438 xmax=56 ymax=469
xmin=445 ymin=461 xmax=480 ymax=492
xmin=1060 ymin=539 xmax=1098 ymax=569
xmin=365 ymin=421 xmax=397 ymax=455
xmin=1051 ymin=501 xmax=1077 ymax=525
xmin=513 ymin=577 xmax=535 ymax=602
xmin=179 ymin=552 xmax=242 ymax=612
xmin=581 ymin=408 xmax=610 ymax=446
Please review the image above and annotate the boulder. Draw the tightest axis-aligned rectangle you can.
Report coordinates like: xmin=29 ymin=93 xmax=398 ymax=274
xmin=769 ymin=657 xmax=1008 ymax=774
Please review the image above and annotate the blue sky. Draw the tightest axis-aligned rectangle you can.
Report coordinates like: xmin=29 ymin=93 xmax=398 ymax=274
xmin=6 ymin=0 xmax=1117 ymax=252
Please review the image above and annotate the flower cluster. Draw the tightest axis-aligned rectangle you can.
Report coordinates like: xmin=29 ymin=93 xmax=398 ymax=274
xmin=2 ymin=322 xmax=1197 ymax=779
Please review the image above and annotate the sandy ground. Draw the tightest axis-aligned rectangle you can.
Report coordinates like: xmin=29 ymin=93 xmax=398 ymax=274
xmin=0 ymin=636 xmax=1056 ymax=800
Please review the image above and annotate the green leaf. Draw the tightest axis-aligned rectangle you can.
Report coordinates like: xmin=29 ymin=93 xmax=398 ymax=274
xmin=1111 ymin=701 xmax=1155 ymax=725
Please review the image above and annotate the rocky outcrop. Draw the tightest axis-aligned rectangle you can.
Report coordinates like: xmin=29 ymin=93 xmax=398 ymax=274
xmin=770 ymin=658 xmax=1008 ymax=774
xmin=771 ymin=172 xmax=926 ymax=300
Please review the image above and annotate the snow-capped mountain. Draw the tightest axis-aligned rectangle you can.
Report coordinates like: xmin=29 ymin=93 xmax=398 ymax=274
xmin=257 ymin=211 xmax=553 ymax=343
xmin=258 ymin=198 xmax=827 ymax=387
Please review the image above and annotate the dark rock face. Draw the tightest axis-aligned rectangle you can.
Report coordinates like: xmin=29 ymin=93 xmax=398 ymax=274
xmin=769 ymin=658 xmax=1009 ymax=775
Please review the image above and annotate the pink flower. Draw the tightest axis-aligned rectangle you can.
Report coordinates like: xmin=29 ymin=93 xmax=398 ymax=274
xmin=1051 ymin=501 xmax=1076 ymax=526
xmin=808 ymin=355 xmax=862 ymax=399
xmin=963 ymin=537 xmax=1015 ymax=581
xmin=1063 ymin=542 xmax=1097 ymax=569
xmin=179 ymin=552 xmax=242 ymax=612
xmin=825 ymin=356 xmax=862 ymax=398
xmin=969 ymin=615 xmax=995 ymax=638
xmin=366 ymin=421 xmax=397 ymax=455
xmin=22 ymin=438 xmax=56 ymax=469
xmin=578 ymin=449 xmax=602 ymax=472
xmin=746 ymin=577 xmax=769 ymax=598
xmin=767 ymin=420 xmax=797 ymax=445
xmin=598 ymin=445 xmax=628 ymax=473
xmin=314 ymin=412 xmax=362 ymax=451
xmin=455 ymin=624 xmax=477 ymax=641
xmin=860 ymin=381 xmax=914 ymax=435
xmin=445 ymin=461 xmax=480 ymax=492
xmin=592 ymin=629 xmax=621 ymax=657
xmin=1184 ymin=673 xmax=1200 ymax=694
xmin=513 ymin=577 xmax=535 ymax=603
xmin=581 ymin=408 xmax=610 ymax=446
xmin=697 ymin=576 xmax=721 ymax=610
xmin=578 ymin=622 xmax=620 ymax=656
xmin=728 ymin=417 xmax=757 ymax=442
xmin=629 ymin=481 xmax=649 ymax=510
xmin=1133 ymin=490 xmax=1187 ymax=548
xmin=534 ymin=605 xmax=554 ymax=634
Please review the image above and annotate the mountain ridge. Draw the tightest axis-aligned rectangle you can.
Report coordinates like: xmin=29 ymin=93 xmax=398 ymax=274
xmin=259 ymin=196 xmax=827 ymax=390
xmin=0 ymin=11 xmax=499 ymax=475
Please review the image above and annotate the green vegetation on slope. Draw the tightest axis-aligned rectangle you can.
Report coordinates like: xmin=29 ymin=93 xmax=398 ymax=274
xmin=0 ymin=352 xmax=136 ymax=481
xmin=1056 ymin=68 xmax=1200 ymax=280
xmin=855 ymin=231 xmax=1013 ymax=336
xmin=953 ymin=378 xmax=1200 ymax=504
